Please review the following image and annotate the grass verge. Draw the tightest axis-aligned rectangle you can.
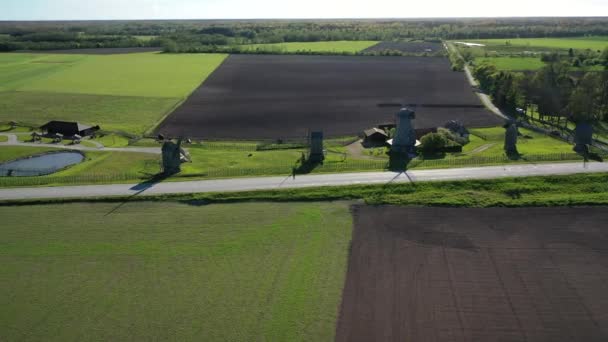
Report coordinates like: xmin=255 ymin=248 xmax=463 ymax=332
xmin=3 ymin=173 xmax=608 ymax=208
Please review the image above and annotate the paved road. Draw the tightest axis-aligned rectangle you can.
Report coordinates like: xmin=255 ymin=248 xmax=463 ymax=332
xmin=0 ymin=133 xmax=161 ymax=154
xmin=0 ymin=134 xmax=18 ymax=144
xmin=445 ymin=41 xmax=507 ymax=121
xmin=1 ymin=162 xmax=606 ymax=201
xmin=464 ymin=65 xmax=509 ymax=120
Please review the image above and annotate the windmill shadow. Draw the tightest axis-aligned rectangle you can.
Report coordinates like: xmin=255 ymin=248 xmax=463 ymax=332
xmin=105 ymin=172 xmax=172 ymax=216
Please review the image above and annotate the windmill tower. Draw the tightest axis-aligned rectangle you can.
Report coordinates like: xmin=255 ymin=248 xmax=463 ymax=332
xmin=391 ymin=108 xmax=416 ymax=155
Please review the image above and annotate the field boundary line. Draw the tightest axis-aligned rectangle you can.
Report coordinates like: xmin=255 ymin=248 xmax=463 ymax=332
xmin=149 ymin=54 xmax=231 ymax=137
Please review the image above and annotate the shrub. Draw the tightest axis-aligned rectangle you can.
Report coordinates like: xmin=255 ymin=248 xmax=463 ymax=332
xmin=438 ymin=127 xmax=470 ymax=146
xmin=419 ymin=132 xmax=449 ymax=153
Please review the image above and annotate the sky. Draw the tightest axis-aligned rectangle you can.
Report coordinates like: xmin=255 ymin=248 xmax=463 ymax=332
xmin=1 ymin=0 xmax=607 ymax=20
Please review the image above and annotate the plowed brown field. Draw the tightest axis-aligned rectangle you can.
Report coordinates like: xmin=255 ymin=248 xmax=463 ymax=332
xmin=157 ymin=55 xmax=501 ymax=139
xmin=336 ymin=206 xmax=608 ymax=342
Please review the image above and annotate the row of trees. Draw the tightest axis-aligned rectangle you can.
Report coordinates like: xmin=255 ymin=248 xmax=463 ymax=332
xmin=159 ymin=38 xmax=444 ymax=56
xmin=0 ymin=33 xmax=161 ymax=51
xmin=473 ymin=50 xmax=608 ymax=125
xmin=1 ymin=18 xmax=608 ymax=51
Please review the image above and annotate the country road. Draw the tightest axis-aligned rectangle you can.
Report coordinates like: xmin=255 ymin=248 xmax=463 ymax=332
xmin=1 ymin=162 xmax=606 ymax=201
xmin=0 ymin=133 xmax=161 ymax=154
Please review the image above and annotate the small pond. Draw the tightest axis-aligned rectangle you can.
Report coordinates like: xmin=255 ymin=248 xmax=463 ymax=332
xmin=0 ymin=152 xmax=84 ymax=177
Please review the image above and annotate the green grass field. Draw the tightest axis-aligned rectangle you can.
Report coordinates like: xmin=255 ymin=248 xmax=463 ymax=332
xmin=0 ymin=91 xmax=181 ymax=134
xmin=168 ymin=173 xmax=608 ymax=208
xmin=356 ymin=126 xmax=573 ymax=160
xmin=0 ymin=125 xmax=579 ymax=188
xmin=454 ymin=37 xmax=608 ymax=67
xmin=133 ymin=35 xmax=158 ymax=41
xmin=474 ymin=57 xmax=546 ymax=70
xmin=183 ymin=148 xmax=312 ymax=174
xmin=0 ymin=146 xmax=159 ymax=187
xmin=61 ymin=150 xmax=159 ymax=176
xmin=241 ymin=41 xmax=378 ymax=53
xmin=464 ymin=37 xmax=608 ymax=51
xmin=474 ymin=56 xmax=605 ymax=71
xmin=0 ymin=201 xmax=352 ymax=341
xmin=0 ymin=53 xmax=227 ymax=134
xmin=0 ymin=135 xmax=7 ymax=143
xmin=92 ymin=134 xmax=131 ymax=147
xmin=467 ymin=127 xmax=573 ymax=154
xmin=1 ymin=53 xmax=227 ymax=97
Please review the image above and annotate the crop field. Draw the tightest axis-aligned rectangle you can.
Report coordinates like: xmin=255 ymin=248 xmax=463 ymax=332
xmin=0 ymin=52 xmax=227 ymax=134
xmin=337 ymin=205 xmax=608 ymax=342
xmin=362 ymin=41 xmax=444 ymax=54
xmin=158 ymin=54 xmax=500 ymax=139
xmin=240 ymin=40 xmax=378 ymax=53
xmin=1 ymin=201 xmax=352 ymax=341
xmin=0 ymin=92 xmax=180 ymax=133
xmin=22 ymin=47 xmax=163 ymax=54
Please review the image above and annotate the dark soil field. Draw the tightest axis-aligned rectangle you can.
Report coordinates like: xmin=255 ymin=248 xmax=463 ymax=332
xmin=363 ymin=41 xmax=445 ymax=54
xmin=337 ymin=206 xmax=608 ymax=342
xmin=157 ymin=54 xmax=500 ymax=140
xmin=19 ymin=47 xmax=162 ymax=54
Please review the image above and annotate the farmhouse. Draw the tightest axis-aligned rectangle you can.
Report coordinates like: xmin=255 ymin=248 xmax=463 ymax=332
xmin=363 ymin=128 xmax=388 ymax=144
xmin=40 ymin=121 xmax=100 ymax=137
xmin=377 ymin=123 xmax=437 ymax=139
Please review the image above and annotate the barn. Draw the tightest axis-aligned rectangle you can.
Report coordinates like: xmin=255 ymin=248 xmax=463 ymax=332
xmin=363 ymin=128 xmax=388 ymax=144
xmin=40 ymin=121 xmax=100 ymax=137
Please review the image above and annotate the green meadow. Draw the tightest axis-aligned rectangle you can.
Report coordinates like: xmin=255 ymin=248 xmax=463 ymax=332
xmin=0 ymin=52 xmax=227 ymax=134
xmin=465 ymin=36 xmax=608 ymax=51
xmin=0 ymin=201 xmax=353 ymax=341
xmin=474 ymin=57 xmax=547 ymax=70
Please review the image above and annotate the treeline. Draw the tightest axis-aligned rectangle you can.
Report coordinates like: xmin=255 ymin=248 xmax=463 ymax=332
xmin=473 ymin=50 xmax=608 ymax=124
xmin=0 ymin=32 xmax=162 ymax=51
xmin=541 ymin=50 xmax=606 ymax=68
xmin=1 ymin=18 xmax=608 ymax=52
xmin=160 ymin=40 xmax=444 ymax=57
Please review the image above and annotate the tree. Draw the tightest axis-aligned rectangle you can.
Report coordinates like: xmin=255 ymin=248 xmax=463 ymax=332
xmin=569 ymin=73 xmax=601 ymax=123
xmin=474 ymin=64 xmax=525 ymax=115
xmin=461 ymin=49 xmax=474 ymax=63
xmin=473 ymin=63 xmax=498 ymax=92
xmin=530 ymin=61 xmax=573 ymax=124
xmin=599 ymin=71 xmax=608 ymax=121
xmin=160 ymin=38 xmax=178 ymax=53
xmin=601 ymin=47 xmax=608 ymax=68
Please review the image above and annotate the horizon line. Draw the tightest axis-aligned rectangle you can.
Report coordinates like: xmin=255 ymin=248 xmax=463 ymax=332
xmin=1 ymin=15 xmax=608 ymax=22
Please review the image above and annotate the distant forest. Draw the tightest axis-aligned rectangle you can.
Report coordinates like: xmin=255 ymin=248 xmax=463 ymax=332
xmin=1 ymin=18 xmax=608 ymax=52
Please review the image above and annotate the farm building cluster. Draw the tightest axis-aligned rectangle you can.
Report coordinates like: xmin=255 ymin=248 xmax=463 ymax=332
xmin=360 ymin=107 xmax=472 ymax=156
xmin=28 ymin=120 xmax=101 ymax=144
